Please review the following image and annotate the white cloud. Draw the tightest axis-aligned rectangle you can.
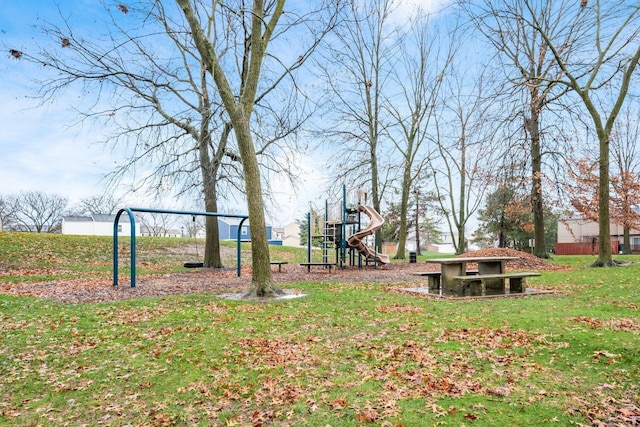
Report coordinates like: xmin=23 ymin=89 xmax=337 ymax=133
xmin=388 ymin=0 xmax=452 ymax=25
xmin=0 ymin=93 xmax=115 ymax=203
xmin=265 ymin=147 xmax=331 ymax=227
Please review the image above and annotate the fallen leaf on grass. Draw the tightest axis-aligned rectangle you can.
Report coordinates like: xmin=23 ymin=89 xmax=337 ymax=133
xmin=355 ymin=408 xmax=380 ymax=423
xmin=330 ymin=398 xmax=347 ymax=410
xmin=594 ymin=350 xmax=619 ymax=358
xmin=572 ymin=316 xmax=640 ymax=331
xmin=430 ymin=404 xmax=448 ymax=417
xmin=593 ymin=350 xmax=620 ymax=363
xmin=485 ymin=386 xmax=512 ymax=397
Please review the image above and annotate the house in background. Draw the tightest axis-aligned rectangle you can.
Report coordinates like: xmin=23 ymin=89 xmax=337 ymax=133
xmin=556 ymin=217 xmax=639 ymax=255
xmin=62 ymin=214 xmax=139 ymax=236
xmin=62 ymin=214 xmax=281 ymax=243
xmin=216 ymin=217 xmax=281 ymax=245
xmin=412 ymin=228 xmax=457 ymax=254
xmin=217 ymin=217 xmax=251 ymax=240
xmin=271 ymin=222 xmax=301 ymax=247
xmin=272 ymin=227 xmax=284 ymax=240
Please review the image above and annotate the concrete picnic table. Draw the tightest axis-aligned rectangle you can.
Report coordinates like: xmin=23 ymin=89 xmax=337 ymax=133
xmin=424 ymin=256 xmax=518 ymax=295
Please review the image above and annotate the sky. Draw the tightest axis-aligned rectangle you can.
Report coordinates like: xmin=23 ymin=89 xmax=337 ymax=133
xmin=1 ymin=1 xmax=119 ymax=210
xmin=0 ymin=0 xmax=448 ymax=227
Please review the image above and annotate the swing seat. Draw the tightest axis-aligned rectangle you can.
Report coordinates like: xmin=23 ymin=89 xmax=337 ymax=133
xmin=183 ymin=261 xmax=204 ymax=268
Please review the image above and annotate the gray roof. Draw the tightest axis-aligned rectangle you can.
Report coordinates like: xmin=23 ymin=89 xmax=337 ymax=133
xmin=93 ymin=214 xmax=120 ymax=222
xmin=63 ymin=215 xmax=93 ymax=222
xmin=219 ymin=217 xmax=250 ymax=226
xmin=63 ymin=214 xmax=131 ymax=223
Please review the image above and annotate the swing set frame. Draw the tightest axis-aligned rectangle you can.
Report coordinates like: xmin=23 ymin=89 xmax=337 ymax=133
xmin=113 ymin=207 xmax=249 ymax=287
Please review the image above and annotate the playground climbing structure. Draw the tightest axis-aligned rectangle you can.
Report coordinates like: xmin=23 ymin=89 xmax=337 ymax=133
xmin=305 ymin=186 xmax=389 ymax=269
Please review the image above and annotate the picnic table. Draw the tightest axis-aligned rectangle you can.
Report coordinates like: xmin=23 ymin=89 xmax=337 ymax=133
xmin=424 ymin=256 xmax=539 ymax=296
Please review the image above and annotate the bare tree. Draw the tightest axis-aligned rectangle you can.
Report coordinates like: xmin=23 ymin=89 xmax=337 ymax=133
xmin=317 ymin=0 xmax=401 ymax=252
xmin=460 ymin=0 xmax=582 ymax=259
xmin=177 ymin=0 xmax=338 ymax=296
xmin=11 ymin=2 xmax=242 ymax=267
xmin=12 ymin=191 xmax=68 ymax=233
xmin=0 ymin=195 xmax=18 ymax=231
xmin=386 ymin=13 xmax=457 ymax=259
xmin=526 ymin=0 xmax=640 ymax=266
xmin=180 ymin=215 xmax=204 ymax=239
xmin=139 ymin=213 xmax=180 ymax=237
xmin=74 ymin=194 xmax=124 ymax=215
xmin=429 ymin=70 xmax=497 ymax=254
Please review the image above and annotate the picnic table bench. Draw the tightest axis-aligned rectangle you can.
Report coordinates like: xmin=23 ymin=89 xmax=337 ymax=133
xmin=424 ymin=256 xmax=536 ymax=296
xmin=270 ymin=261 xmax=288 ymax=272
xmin=452 ymin=272 xmax=541 ymax=295
xmin=411 ymin=271 xmax=442 ymax=289
xmin=300 ymin=262 xmax=337 ymax=273
xmin=411 ymin=269 xmax=479 ymax=291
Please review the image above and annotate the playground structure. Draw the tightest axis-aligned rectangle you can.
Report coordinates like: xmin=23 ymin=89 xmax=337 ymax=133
xmin=113 ymin=207 xmax=249 ymax=288
xmin=306 ymin=186 xmax=390 ymax=269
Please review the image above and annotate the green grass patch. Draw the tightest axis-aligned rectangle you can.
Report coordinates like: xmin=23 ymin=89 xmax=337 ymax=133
xmin=1 ymin=233 xmax=639 ymax=425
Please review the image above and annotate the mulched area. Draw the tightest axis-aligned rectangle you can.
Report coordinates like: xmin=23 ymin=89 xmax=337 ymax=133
xmin=456 ymin=247 xmax=571 ymax=271
xmin=1 ymin=248 xmax=569 ymax=303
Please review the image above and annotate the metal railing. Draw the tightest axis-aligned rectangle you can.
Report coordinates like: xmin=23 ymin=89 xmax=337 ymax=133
xmin=113 ymin=207 xmax=248 ymax=287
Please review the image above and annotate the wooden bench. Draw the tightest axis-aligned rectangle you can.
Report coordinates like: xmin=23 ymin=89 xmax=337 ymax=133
xmin=270 ymin=261 xmax=288 ymax=272
xmin=300 ymin=262 xmax=336 ymax=273
xmin=452 ymin=272 xmax=541 ymax=295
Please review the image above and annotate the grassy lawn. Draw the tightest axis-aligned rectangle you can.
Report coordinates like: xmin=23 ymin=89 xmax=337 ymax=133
xmin=1 ymin=233 xmax=639 ymax=426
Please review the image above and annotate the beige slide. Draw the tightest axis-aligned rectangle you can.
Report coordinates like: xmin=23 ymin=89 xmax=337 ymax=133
xmin=346 ymin=205 xmax=390 ymax=265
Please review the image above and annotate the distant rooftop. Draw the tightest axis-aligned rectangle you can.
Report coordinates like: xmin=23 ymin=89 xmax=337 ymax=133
xmin=63 ymin=214 xmax=131 ymax=222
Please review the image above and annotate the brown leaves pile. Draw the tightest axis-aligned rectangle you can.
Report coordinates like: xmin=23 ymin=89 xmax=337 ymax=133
xmin=457 ymin=247 xmax=571 ymax=271
xmin=571 ymin=316 xmax=640 ymax=331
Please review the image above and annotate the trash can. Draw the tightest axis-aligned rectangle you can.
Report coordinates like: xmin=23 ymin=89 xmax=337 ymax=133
xmin=409 ymin=252 xmax=417 ymax=263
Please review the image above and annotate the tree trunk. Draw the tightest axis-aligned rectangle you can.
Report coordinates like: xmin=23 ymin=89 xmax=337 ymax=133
xmin=370 ymin=153 xmax=384 ymax=253
xmin=203 ymin=194 xmax=223 ymax=268
xmin=527 ymin=109 xmax=548 ymax=259
xmin=623 ymin=225 xmax=631 ymax=255
xmin=499 ymin=213 xmax=507 ymax=248
xmin=414 ymin=191 xmax=421 ymax=256
xmin=594 ymin=130 xmax=613 ymax=266
xmin=394 ymin=165 xmax=412 ymax=260
xmin=456 ymin=143 xmax=466 ymax=255
xmin=235 ymin=117 xmax=280 ymax=297
xmin=199 ymin=127 xmax=224 ymax=268
xmin=176 ymin=0 xmax=284 ymax=296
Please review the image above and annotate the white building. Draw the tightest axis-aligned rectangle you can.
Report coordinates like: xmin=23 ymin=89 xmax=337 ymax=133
xmin=272 ymin=222 xmax=302 ymax=247
xmin=283 ymin=222 xmax=302 ymax=247
xmin=61 ymin=214 xmax=139 ymax=236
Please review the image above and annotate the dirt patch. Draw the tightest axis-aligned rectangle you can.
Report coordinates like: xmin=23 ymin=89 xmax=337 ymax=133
xmin=0 ymin=249 xmax=566 ymax=303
